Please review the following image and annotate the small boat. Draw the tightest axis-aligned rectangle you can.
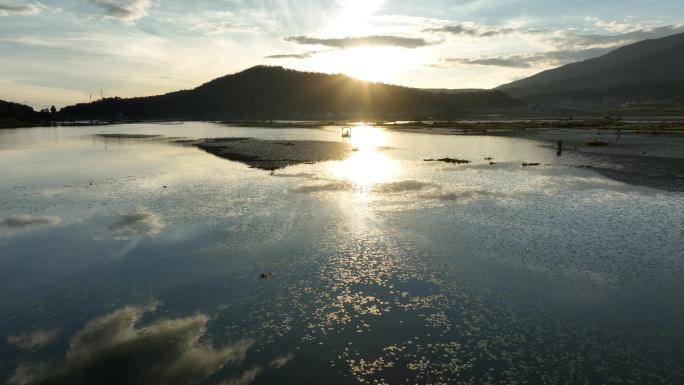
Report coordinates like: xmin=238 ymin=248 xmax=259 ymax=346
xmin=342 ymin=127 xmax=352 ymax=139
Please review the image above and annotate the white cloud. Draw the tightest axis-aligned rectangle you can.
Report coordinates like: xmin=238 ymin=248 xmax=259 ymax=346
xmin=198 ymin=21 xmax=259 ymax=35
xmin=0 ymin=1 xmax=45 ymax=16
xmin=284 ymin=34 xmax=436 ymax=49
xmin=552 ymin=25 xmax=684 ymax=49
xmin=434 ymin=48 xmax=610 ymax=69
xmin=265 ymin=51 xmax=320 ymax=59
xmin=430 ymin=21 xmax=684 ymax=72
xmin=424 ymin=22 xmax=515 ymax=37
xmin=86 ymin=0 xmax=151 ymax=22
xmin=587 ymin=17 xmax=638 ymax=33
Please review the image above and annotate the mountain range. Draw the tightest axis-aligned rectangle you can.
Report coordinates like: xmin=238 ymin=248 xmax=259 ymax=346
xmin=498 ymin=32 xmax=684 ymax=107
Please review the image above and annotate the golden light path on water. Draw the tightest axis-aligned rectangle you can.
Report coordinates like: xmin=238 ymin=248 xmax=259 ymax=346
xmin=329 ymin=125 xmax=399 ymax=190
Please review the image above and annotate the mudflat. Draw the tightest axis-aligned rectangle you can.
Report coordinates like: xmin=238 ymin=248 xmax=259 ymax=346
xmin=186 ymin=137 xmax=353 ymax=171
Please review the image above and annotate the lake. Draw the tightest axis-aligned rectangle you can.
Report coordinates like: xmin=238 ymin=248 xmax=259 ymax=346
xmin=1 ymin=123 xmax=682 ymax=385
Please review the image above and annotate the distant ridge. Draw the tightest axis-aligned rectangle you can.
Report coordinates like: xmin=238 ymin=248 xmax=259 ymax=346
xmin=497 ymin=32 xmax=684 ymax=108
xmin=423 ymin=88 xmax=486 ymax=94
xmin=59 ymin=66 xmax=522 ymax=120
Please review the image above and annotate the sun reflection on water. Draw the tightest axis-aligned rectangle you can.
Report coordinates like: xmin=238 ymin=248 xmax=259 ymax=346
xmin=330 ymin=126 xmax=398 ymax=190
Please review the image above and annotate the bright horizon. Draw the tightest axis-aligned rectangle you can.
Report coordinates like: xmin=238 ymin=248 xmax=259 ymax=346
xmin=2 ymin=0 xmax=684 ymax=108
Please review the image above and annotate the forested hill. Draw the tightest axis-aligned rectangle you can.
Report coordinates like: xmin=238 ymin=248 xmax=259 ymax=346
xmin=59 ymin=66 xmax=522 ymax=120
xmin=0 ymin=100 xmax=50 ymax=128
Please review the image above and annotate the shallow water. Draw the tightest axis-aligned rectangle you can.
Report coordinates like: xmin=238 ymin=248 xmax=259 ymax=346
xmin=1 ymin=123 xmax=683 ymax=385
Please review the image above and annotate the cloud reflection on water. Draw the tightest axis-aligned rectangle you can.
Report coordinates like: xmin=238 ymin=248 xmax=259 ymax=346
xmin=6 ymin=328 xmax=60 ymax=352
xmin=269 ymin=353 xmax=295 ymax=369
xmin=217 ymin=367 xmax=262 ymax=385
xmin=0 ymin=215 xmax=63 ymax=238
xmin=107 ymin=211 xmax=164 ymax=240
xmin=8 ymin=303 xmax=254 ymax=385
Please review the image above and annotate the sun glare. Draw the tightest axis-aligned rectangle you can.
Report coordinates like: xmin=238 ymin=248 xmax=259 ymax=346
xmin=350 ymin=124 xmax=386 ymax=151
xmin=326 ymin=0 xmax=384 ymax=35
xmin=308 ymin=0 xmax=421 ymax=83
xmin=330 ymin=151 xmax=398 ymax=189
xmin=330 ymin=126 xmax=398 ymax=189
xmin=310 ymin=47 xmax=418 ymax=82
xmin=339 ymin=0 xmax=383 ymax=18
xmin=345 ymin=48 xmax=404 ymax=82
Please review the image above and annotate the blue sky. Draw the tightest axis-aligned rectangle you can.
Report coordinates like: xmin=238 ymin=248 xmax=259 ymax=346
xmin=1 ymin=0 xmax=683 ymax=108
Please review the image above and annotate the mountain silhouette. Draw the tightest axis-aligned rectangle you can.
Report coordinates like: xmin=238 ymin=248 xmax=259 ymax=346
xmin=497 ymin=32 xmax=684 ymax=107
xmin=59 ymin=66 xmax=522 ymax=120
xmin=1 ymin=99 xmax=39 ymax=119
xmin=0 ymin=99 xmax=51 ymax=128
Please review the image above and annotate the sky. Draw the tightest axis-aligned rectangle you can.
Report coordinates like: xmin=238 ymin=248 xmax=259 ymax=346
xmin=1 ymin=0 xmax=683 ymax=108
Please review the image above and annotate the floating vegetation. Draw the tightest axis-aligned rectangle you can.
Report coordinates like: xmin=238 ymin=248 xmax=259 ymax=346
xmin=633 ymin=123 xmax=684 ymax=135
xmin=220 ymin=120 xmax=327 ymax=129
xmin=95 ymin=134 xmax=161 ymax=139
xmin=585 ymin=140 xmax=611 ymax=147
xmin=424 ymin=158 xmax=471 ymax=164
xmin=381 ymin=118 xmax=627 ymax=131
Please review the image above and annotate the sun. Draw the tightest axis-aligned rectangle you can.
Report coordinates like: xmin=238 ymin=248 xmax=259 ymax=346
xmin=310 ymin=47 xmax=418 ymax=83
xmin=342 ymin=47 xmax=405 ymax=82
xmin=301 ymin=0 xmax=421 ymax=83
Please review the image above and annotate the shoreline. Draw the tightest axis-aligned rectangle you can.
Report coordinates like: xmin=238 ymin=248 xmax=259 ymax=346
xmin=4 ymin=115 xmax=684 ymax=130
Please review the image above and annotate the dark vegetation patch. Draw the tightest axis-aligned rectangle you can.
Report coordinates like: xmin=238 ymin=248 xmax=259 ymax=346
xmin=424 ymin=158 xmax=471 ymax=164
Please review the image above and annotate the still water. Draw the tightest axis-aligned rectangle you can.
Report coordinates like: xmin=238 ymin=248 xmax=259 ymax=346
xmin=1 ymin=123 xmax=682 ymax=384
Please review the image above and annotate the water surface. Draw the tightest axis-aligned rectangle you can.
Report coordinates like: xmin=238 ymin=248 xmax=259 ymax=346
xmin=1 ymin=123 xmax=682 ymax=384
